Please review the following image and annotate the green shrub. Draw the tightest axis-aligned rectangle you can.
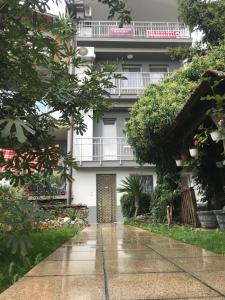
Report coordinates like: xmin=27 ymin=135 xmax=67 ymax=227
xmin=24 ymin=173 xmax=66 ymax=196
xmin=120 ymin=193 xmax=151 ymax=218
xmin=0 ymin=187 xmax=47 ymax=256
xmin=149 ymin=183 xmax=181 ymax=224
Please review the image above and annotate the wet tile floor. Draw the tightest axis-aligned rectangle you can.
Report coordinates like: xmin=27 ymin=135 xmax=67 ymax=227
xmin=1 ymin=224 xmax=225 ymax=299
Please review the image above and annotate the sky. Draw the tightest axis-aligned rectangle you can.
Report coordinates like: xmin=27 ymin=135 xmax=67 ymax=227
xmin=48 ymin=0 xmax=65 ymax=15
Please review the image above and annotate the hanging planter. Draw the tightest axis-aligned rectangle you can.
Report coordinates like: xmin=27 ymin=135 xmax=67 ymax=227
xmin=175 ymin=159 xmax=182 ymax=167
xmin=210 ymin=130 xmax=220 ymax=142
xmin=216 ymin=161 xmax=223 ymax=168
xmin=181 ymin=154 xmax=189 ymax=162
xmin=189 ymin=148 xmax=199 ymax=157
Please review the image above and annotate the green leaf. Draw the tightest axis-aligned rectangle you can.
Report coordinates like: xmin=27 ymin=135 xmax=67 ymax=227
xmin=1 ymin=119 xmax=14 ymax=138
xmin=15 ymin=122 xmax=27 ymax=143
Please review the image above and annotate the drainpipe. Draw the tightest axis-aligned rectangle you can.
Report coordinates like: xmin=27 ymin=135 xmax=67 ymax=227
xmin=67 ymin=20 xmax=77 ymax=205
xmin=67 ymin=119 xmax=74 ymax=205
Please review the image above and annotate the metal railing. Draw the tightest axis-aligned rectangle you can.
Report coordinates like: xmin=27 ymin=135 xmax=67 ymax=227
xmin=108 ymin=72 xmax=170 ymax=95
xmin=28 ymin=185 xmax=67 ymax=196
xmin=74 ymin=137 xmax=134 ymax=165
xmin=77 ymin=21 xmax=191 ymax=39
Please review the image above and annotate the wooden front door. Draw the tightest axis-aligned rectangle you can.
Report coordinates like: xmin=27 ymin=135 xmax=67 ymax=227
xmin=96 ymin=174 xmax=116 ymax=223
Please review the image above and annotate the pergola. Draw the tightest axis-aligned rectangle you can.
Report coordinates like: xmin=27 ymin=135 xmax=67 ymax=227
xmin=169 ymin=70 xmax=225 ymax=226
xmin=171 ymin=69 xmax=225 ymax=152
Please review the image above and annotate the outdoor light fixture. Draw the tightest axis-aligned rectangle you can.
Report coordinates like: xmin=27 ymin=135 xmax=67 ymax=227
xmin=127 ymin=54 xmax=134 ymax=60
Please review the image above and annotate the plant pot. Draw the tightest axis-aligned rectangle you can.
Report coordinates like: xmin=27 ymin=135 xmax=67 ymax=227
xmin=197 ymin=211 xmax=218 ymax=228
xmin=210 ymin=130 xmax=220 ymax=142
xmin=175 ymin=160 xmax=182 ymax=167
xmin=216 ymin=161 xmax=223 ymax=168
xmin=189 ymin=148 xmax=198 ymax=157
xmin=215 ymin=211 xmax=225 ymax=229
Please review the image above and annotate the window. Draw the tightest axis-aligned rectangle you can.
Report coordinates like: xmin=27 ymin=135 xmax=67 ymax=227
xmin=122 ymin=65 xmax=142 ymax=73
xmin=103 ymin=118 xmax=116 ymax=125
xmin=149 ymin=65 xmax=168 ymax=84
xmin=84 ymin=6 xmax=92 ymax=17
xmin=142 ymin=175 xmax=154 ymax=193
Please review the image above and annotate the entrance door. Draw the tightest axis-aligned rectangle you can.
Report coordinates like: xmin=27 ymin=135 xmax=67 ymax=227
xmin=97 ymin=174 xmax=116 ymax=223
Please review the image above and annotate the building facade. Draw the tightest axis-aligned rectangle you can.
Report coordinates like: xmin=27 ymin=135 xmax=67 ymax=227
xmin=59 ymin=0 xmax=192 ymax=223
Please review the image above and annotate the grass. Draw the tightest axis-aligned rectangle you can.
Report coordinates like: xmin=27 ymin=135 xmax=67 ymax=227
xmin=125 ymin=219 xmax=225 ymax=255
xmin=0 ymin=227 xmax=81 ymax=294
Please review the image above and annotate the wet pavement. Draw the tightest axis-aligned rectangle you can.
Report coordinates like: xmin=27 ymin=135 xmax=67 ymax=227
xmin=1 ymin=224 xmax=225 ymax=299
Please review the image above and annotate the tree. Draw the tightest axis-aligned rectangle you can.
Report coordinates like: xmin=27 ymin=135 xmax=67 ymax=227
xmin=126 ymin=41 xmax=225 ymax=219
xmin=178 ymin=0 xmax=225 ymax=45
xmin=97 ymin=0 xmax=131 ymax=24
xmin=117 ymin=175 xmax=146 ymax=218
xmin=0 ymin=0 xmax=122 ymax=185
xmin=169 ymin=0 xmax=225 ymax=61
xmin=127 ymin=41 xmax=225 ymax=166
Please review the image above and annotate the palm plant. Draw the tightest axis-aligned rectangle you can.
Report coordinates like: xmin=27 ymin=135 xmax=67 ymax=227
xmin=117 ymin=175 xmax=146 ymax=218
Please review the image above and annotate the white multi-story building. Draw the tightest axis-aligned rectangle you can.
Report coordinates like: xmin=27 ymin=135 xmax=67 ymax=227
xmin=56 ymin=0 xmax=192 ymax=223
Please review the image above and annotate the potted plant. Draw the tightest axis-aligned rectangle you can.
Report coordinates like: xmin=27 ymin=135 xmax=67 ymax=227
xmin=189 ymin=148 xmax=199 ymax=157
xmin=189 ymin=139 xmax=199 ymax=157
xmin=216 ymin=161 xmax=223 ymax=168
xmin=215 ymin=208 xmax=225 ymax=229
xmin=210 ymin=130 xmax=220 ymax=142
xmin=175 ymin=159 xmax=182 ymax=167
xmin=197 ymin=210 xmax=218 ymax=229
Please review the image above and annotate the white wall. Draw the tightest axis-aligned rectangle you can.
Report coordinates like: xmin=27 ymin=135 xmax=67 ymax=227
xmin=72 ymin=167 xmax=157 ymax=207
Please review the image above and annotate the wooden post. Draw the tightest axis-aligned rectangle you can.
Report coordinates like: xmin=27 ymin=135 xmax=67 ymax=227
xmin=167 ymin=205 xmax=173 ymax=227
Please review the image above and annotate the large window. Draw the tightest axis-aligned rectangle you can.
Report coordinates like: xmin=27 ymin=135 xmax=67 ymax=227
xmin=142 ymin=175 xmax=154 ymax=193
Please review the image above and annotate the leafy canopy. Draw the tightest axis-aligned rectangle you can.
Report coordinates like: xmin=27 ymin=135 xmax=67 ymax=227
xmin=126 ymin=41 xmax=225 ymax=165
xmin=178 ymin=0 xmax=225 ymax=45
xmin=97 ymin=0 xmax=131 ymax=24
xmin=0 ymin=0 xmax=120 ymax=184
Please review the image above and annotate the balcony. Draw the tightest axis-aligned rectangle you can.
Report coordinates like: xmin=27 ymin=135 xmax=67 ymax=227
xmin=77 ymin=21 xmax=191 ymax=40
xmin=74 ymin=137 xmax=134 ymax=166
xmin=108 ymin=72 xmax=170 ymax=96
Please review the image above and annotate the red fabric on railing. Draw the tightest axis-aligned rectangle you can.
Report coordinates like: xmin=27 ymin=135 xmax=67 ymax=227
xmin=0 ymin=149 xmax=16 ymax=160
xmin=0 ymin=149 xmax=16 ymax=173
xmin=0 ymin=145 xmax=60 ymax=173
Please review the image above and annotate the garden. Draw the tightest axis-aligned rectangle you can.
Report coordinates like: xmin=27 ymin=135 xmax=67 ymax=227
xmin=119 ymin=0 xmax=225 ymax=246
xmin=0 ymin=184 xmax=87 ymax=293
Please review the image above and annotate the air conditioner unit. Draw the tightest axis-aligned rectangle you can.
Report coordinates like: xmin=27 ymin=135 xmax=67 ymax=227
xmin=77 ymin=47 xmax=95 ymax=60
xmin=84 ymin=6 xmax=92 ymax=17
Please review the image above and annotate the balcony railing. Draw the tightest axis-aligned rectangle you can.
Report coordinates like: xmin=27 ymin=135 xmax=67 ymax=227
xmin=108 ymin=72 xmax=170 ymax=96
xmin=77 ymin=21 xmax=191 ymax=39
xmin=74 ymin=137 xmax=134 ymax=165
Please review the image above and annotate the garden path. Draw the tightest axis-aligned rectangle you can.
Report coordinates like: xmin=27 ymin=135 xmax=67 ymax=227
xmin=1 ymin=224 xmax=225 ymax=299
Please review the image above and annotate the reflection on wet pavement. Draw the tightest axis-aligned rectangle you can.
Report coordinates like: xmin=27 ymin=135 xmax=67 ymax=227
xmin=1 ymin=223 xmax=225 ymax=299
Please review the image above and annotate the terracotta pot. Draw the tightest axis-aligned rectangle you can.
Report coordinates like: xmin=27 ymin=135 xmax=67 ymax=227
xmin=181 ymin=154 xmax=189 ymax=162
xmin=189 ymin=148 xmax=198 ymax=157
xmin=197 ymin=211 xmax=218 ymax=228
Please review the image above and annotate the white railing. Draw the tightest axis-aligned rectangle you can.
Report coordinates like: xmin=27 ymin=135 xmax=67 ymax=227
xmin=108 ymin=72 xmax=170 ymax=95
xmin=74 ymin=137 xmax=134 ymax=165
xmin=77 ymin=21 xmax=191 ymax=39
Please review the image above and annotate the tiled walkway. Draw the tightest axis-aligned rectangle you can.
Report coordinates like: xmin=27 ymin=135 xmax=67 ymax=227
xmin=1 ymin=224 xmax=225 ymax=300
